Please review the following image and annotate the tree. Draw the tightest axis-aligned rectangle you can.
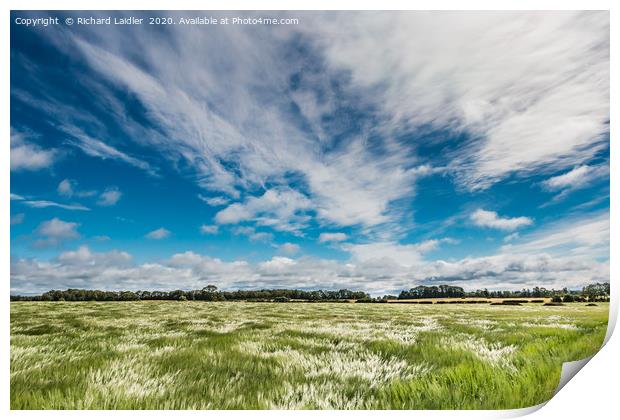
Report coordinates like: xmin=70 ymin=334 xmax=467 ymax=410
xmin=583 ymin=283 xmax=610 ymax=301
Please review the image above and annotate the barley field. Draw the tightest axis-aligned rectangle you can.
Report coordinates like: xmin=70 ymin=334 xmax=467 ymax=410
xmin=10 ymin=301 xmax=608 ymax=410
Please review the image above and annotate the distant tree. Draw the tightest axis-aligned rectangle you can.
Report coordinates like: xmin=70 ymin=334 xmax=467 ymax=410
xmin=583 ymin=282 xmax=610 ymax=301
xmin=398 ymin=285 xmax=464 ymax=299
xmin=119 ymin=291 xmax=138 ymax=301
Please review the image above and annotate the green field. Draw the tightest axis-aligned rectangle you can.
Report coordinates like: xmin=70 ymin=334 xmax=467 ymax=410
xmin=10 ymin=301 xmax=608 ymax=410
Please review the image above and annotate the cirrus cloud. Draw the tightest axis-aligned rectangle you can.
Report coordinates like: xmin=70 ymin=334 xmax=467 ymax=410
xmin=312 ymin=11 xmax=609 ymax=189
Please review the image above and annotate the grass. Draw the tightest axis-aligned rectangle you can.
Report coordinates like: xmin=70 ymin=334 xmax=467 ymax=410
xmin=10 ymin=301 xmax=609 ymax=409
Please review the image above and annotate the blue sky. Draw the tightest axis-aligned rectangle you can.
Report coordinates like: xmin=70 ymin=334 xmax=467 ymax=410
xmin=10 ymin=11 xmax=609 ymax=295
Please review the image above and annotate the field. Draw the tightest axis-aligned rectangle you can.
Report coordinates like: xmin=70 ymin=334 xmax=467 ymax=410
xmin=11 ymin=301 xmax=608 ymax=410
xmin=388 ymin=297 xmax=553 ymax=303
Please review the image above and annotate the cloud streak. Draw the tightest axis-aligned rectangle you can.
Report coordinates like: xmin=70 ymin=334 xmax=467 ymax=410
xmin=501 ymin=211 xmax=608 ymax=258
xmin=540 ymin=164 xmax=609 ymax=203
xmin=39 ymin=17 xmax=432 ymax=235
xmin=17 ymin=12 xmax=608 ymax=238
xmin=11 ymin=193 xmax=90 ymax=211
xmin=63 ymin=126 xmax=157 ymax=176
xmin=312 ymin=11 xmax=609 ymax=189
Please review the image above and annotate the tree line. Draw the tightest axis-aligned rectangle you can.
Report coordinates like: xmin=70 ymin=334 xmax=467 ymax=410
xmin=9 ymin=286 xmax=369 ymax=302
xmin=9 ymin=282 xmax=610 ymax=302
xmin=396 ymin=283 xmax=610 ymax=301
xmin=397 ymin=283 xmax=610 ymax=300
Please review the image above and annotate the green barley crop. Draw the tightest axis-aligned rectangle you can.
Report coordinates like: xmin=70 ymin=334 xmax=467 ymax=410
xmin=10 ymin=301 xmax=609 ymax=409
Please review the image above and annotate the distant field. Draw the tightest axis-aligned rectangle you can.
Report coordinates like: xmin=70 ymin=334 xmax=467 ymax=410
xmin=386 ymin=297 xmax=553 ymax=303
xmin=11 ymin=301 xmax=608 ymax=409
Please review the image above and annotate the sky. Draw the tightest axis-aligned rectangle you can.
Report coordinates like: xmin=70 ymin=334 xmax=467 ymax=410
xmin=10 ymin=11 xmax=610 ymax=296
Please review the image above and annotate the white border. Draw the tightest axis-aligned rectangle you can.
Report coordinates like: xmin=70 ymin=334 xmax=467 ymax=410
xmin=2 ymin=1 xmax=617 ymax=419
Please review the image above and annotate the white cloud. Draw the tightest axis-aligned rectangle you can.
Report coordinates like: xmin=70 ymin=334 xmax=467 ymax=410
xmin=250 ymin=232 xmax=274 ymax=243
xmin=15 ymin=12 xmax=609 ymax=245
xmin=501 ymin=211 xmax=609 ymax=258
xmin=278 ymin=243 xmax=300 ymax=255
xmin=58 ymin=245 xmax=132 ymax=266
xmin=318 ymin=232 xmax=348 ymax=243
xmin=231 ymin=226 xmax=273 ymax=242
xmin=345 ymin=239 xmax=445 ymax=267
xmin=57 ymin=179 xmax=98 ymax=198
xmin=11 ymin=88 xmax=157 ymax=177
xmin=313 ymin=11 xmax=609 ymax=189
xmin=10 ymin=130 xmax=55 ymax=171
xmin=57 ymin=24 xmax=432 ymax=233
xmin=97 ymin=187 xmax=122 ymax=206
xmin=215 ymin=188 xmax=312 ymax=232
xmin=301 ymin=142 xmax=427 ymax=228
xmin=232 ymin=226 xmax=256 ymax=236
xmin=198 ymin=194 xmax=229 ymax=206
xmin=544 ymin=166 xmax=596 ymax=190
xmin=11 ymin=193 xmax=90 ymax=211
xmin=11 ymin=144 xmax=55 ymax=171
xmin=259 ymin=256 xmax=297 ymax=271
xmin=24 ymin=200 xmax=90 ymax=211
xmin=470 ymin=209 xmax=533 ymax=231
xmin=9 ymin=210 xmax=609 ymax=296
xmin=146 ymin=227 xmax=170 ymax=240
xmin=10 ymin=244 xmax=608 ymax=296
xmin=57 ymin=179 xmax=74 ymax=196
xmin=503 ymin=232 xmax=520 ymax=242
xmin=416 ymin=253 xmax=608 ymax=291
xmin=540 ymin=164 xmax=609 ymax=202
xmin=63 ymin=126 xmax=156 ymax=176
xmin=215 ymin=204 xmax=252 ymax=225
xmin=199 ymin=224 xmax=219 ymax=234
xmin=35 ymin=218 xmax=80 ymax=246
